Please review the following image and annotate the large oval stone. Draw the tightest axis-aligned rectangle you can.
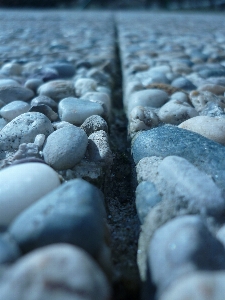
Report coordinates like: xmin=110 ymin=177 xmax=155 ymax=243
xmin=0 ymin=163 xmax=60 ymax=226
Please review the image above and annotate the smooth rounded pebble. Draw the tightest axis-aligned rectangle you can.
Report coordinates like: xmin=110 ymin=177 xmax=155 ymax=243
xmin=75 ymin=78 xmax=97 ymax=97
xmin=0 ymin=234 xmax=21 ymax=264
xmin=45 ymin=62 xmax=76 ymax=78
xmin=43 ymin=125 xmax=88 ymax=170
xmin=149 ymin=216 xmax=225 ymax=294
xmin=0 ymin=101 xmax=30 ymax=121
xmin=160 ymin=271 xmax=225 ymax=300
xmin=0 ymin=244 xmax=110 ymax=300
xmin=156 ymin=156 xmax=225 ymax=217
xmin=9 ymin=179 xmax=106 ymax=256
xmin=127 ymin=89 xmax=169 ymax=115
xmin=179 ymin=116 xmax=225 ymax=145
xmin=158 ymin=99 xmax=198 ymax=125
xmin=83 ymin=92 xmax=111 ymax=116
xmin=29 ymin=104 xmax=58 ymax=122
xmin=58 ymin=97 xmax=104 ymax=126
xmin=38 ymin=80 xmax=75 ymax=102
xmin=136 ymin=181 xmax=162 ymax=224
xmin=198 ymin=83 xmax=225 ymax=95
xmin=189 ymin=90 xmax=224 ymax=112
xmin=0 ymin=85 xmax=34 ymax=104
xmin=87 ymin=130 xmax=113 ymax=164
xmin=171 ymin=76 xmax=196 ymax=91
xmin=0 ymin=63 xmax=22 ymax=76
xmin=0 ymin=112 xmax=54 ymax=151
xmin=81 ymin=115 xmax=108 ymax=136
xmin=24 ymin=78 xmax=43 ymax=93
xmin=0 ymin=163 xmax=60 ymax=226
xmin=0 ymin=79 xmax=20 ymax=87
xmin=132 ymin=125 xmax=225 ymax=190
xmin=31 ymin=95 xmax=58 ymax=112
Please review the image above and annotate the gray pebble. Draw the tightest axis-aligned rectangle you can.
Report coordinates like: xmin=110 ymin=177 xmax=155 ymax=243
xmin=29 ymin=104 xmax=58 ymax=122
xmin=0 ymin=112 xmax=53 ymax=151
xmin=38 ymin=80 xmax=75 ymax=102
xmin=81 ymin=115 xmax=108 ymax=136
xmin=43 ymin=125 xmax=88 ymax=170
xmin=171 ymin=77 xmax=196 ymax=91
xmin=0 ymin=234 xmax=20 ymax=264
xmin=136 ymin=181 xmax=162 ymax=224
xmin=0 ymin=244 xmax=110 ymax=300
xmin=0 ymin=85 xmax=34 ymax=104
xmin=45 ymin=62 xmax=75 ymax=78
xmin=9 ymin=179 xmax=106 ymax=257
xmin=24 ymin=78 xmax=43 ymax=93
xmin=31 ymin=95 xmax=58 ymax=112
xmin=75 ymin=78 xmax=97 ymax=97
xmin=0 ymin=101 xmax=30 ymax=121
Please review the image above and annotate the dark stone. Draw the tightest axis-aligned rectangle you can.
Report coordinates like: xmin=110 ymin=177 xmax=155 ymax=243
xmin=31 ymin=95 xmax=58 ymax=112
xmin=45 ymin=63 xmax=75 ymax=78
xmin=0 ymin=234 xmax=20 ymax=264
xmin=29 ymin=104 xmax=58 ymax=122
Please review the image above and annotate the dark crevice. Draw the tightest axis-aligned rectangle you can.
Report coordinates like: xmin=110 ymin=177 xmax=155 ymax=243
xmin=103 ymin=18 xmax=141 ymax=300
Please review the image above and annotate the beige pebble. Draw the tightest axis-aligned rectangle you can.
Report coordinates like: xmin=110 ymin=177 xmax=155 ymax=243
xmin=179 ymin=116 xmax=225 ymax=145
xmin=198 ymin=83 xmax=225 ymax=95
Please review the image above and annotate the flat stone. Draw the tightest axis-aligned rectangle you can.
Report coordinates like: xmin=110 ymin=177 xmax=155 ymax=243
xmin=0 ymin=244 xmax=110 ymax=300
xmin=0 ymin=85 xmax=34 ymax=104
xmin=160 ymin=271 xmax=225 ymax=300
xmin=135 ymin=181 xmax=162 ymax=224
xmin=0 ymin=234 xmax=20 ymax=264
xmin=38 ymin=80 xmax=75 ymax=102
xmin=158 ymin=99 xmax=198 ymax=125
xmin=148 ymin=215 xmax=225 ymax=294
xmin=9 ymin=179 xmax=106 ymax=257
xmin=0 ymin=112 xmax=54 ymax=151
xmin=81 ymin=115 xmax=108 ymax=136
xmin=0 ymin=163 xmax=60 ymax=226
xmin=179 ymin=116 xmax=225 ymax=145
xmin=43 ymin=125 xmax=88 ymax=170
xmin=0 ymin=101 xmax=30 ymax=121
xmin=58 ymin=97 xmax=104 ymax=126
xmin=45 ymin=62 xmax=76 ymax=78
xmin=127 ymin=89 xmax=169 ymax=115
xmin=131 ymin=125 xmax=225 ymax=190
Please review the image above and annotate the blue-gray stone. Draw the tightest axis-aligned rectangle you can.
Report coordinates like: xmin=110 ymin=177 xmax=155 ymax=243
xmin=132 ymin=125 xmax=225 ymax=190
xmin=136 ymin=181 xmax=162 ymax=224
xmin=46 ymin=63 xmax=75 ymax=78
xmin=9 ymin=179 xmax=106 ymax=257
xmin=171 ymin=77 xmax=196 ymax=91
xmin=0 ymin=234 xmax=20 ymax=264
xmin=199 ymin=67 xmax=225 ymax=79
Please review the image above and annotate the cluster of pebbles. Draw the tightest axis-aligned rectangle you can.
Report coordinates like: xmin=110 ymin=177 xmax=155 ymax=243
xmin=0 ymin=10 xmax=115 ymax=300
xmin=1 ymin=9 xmax=225 ymax=300
xmin=117 ymin=12 xmax=225 ymax=300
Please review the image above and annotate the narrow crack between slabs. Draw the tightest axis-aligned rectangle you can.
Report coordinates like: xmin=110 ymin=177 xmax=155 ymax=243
xmin=103 ymin=16 xmax=141 ymax=300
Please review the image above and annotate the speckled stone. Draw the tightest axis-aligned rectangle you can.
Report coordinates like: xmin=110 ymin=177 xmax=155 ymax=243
xmin=43 ymin=125 xmax=88 ymax=170
xmin=9 ymin=179 xmax=106 ymax=257
xmin=0 ymin=244 xmax=110 ymax=300
xmin=81 ymin=115 xmax=108 ymax=136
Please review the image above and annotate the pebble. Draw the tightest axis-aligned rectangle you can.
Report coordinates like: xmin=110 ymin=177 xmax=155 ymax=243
xmin=131 ymin=125 xmax=225 ymax=190
xmin=0 ymin=163 xmax=60 ymax=226
xmin=0 ymin=118 xmax=7 ymax=130
xmin=24 ymin=78 xmax=43 ymax=93
xmin=43 ymin=125 xmax=88 ymax=170
xmin=156 ymin=156 xmax=225 ymax=217
xmin=12 ymin=142 xmax=40 ymax=161
xmin=81 ymin=115 xmax=108 ymax=136
xmin=136 ymin=156 xmax=163 ymax=184
xmin=198 ymin=83 xmax=225 ymax=95
xmin=58 ymin=97 xmax=104 ymax=126
xmin=171 ymin=77 xmax=196 ymax=91
xmin=31 ymin=95 xmax=58 ymax=112
xmin=38 ymin=80 xmax=75 ymax=102
xmin=87 ymin=130 xmax=113 ymax=164
xmin=200 ymin=101 xmax=225 ymax=117
xmin=158 ymin=99 xmax=198 ymax=125
xmin=0 ymin=234 xmax=20 ymax=264
xmin=127 ymin=89 xmax=169 ymax=115
xmin=0 ymin=101 xmax=30 ymax=121
xmin=160 ymin=271 xmax=225 ymax=300
xmin=0 ymin=112 xmax=54 ymax=151
xmin=0 ymin=63 xmax=22 ymax=76
xmin=29 ymin=104 xmax=58 ymax=122
xmin=179 ymin=116 xmax=225 ymax=145
xmin=0 ymin=79 xmax=20 ymax=87
xmin=0 ymin=85 xmax=34 ymax=104
xmin=0 ymin=244 xmax=110 ymax=300
xmin=9 ymin=179 xmax=106 ymax=257
xmin=148 ymin=215 xmax=225 ymax=294
xmin=189 ymin=90 xmax=225 ymax=112
xmin=83 ymin=91 xmax=111 ymax=116
xmin=135 ymin=181 xmax=162 ymax=224
xmin=45 ymin=62 xmax=76 ymax=78
xmin=75 ymin=78 xmax=97 ymax=97
xmin=170 ymin=91 xmax=189 ymax=103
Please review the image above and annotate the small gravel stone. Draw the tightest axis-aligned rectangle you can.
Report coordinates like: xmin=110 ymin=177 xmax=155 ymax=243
xmin=87 ymin=130 xmax=113 ymax=164
xmin=38 ymin=80 xmax=75 ymax=102
xmin=9 ymin=179 xmax=106 ymax=257
xmin=0 ymin=85 xmax=34 ymax=104
xmin=158 ymin=99 xmax=198 ymax=125
xmin=128 ymin=89 xmax=169 ymax=115
xmin=136 ymin=181 xmax=162 ymax=224
xmin=179 ymin=116 xmax=225 ymax=145
xmin=0 ymin=112 xmax=54 ymax=151
xmin=148 ymin=215 xmax=225 ymax=294
xmin=171 ymin=77 xmax=196 ymax=91
xmin=75 ymin=78 xmax=97 ymax=97
xmin=198 ymin=83 xmax=225 ymax=95
xmin=43 ymin=125 xmax=88 ymax=170
xmin=81 ymin=115 xmax=108 ymax=136
xmin=200 ymin=101 xmax=225 ymax=117
xmin=24 ymin=78 xmax=43 ymax=93
xmin=0 ymin=234 xmax=20 ymax=264
xmin=0 ymin=101 xmax=30 ymax=121
xmin=58 ymin=97 xmax=104 ymax=126
xmin=0 ymin=162 xmax=60 ymax=226
xmin=29 ymin=104 xmax=58 ymax=122
xmin=31 ymin=95 xmax=58 ymax=112
xmin=83 ymin=92 xmax=111 ymax=116
xmin=0 ymin=63 xmax=22 ymax=76
xmin=190 ymin=90 xmax=225 ymax=112
xmin=0 ymin=244 xmax=110 ymax=300
xmin=0 ymin=79 xmax=20 ymax=87
xmin=45 ymin=62 xmax=76 ymax=78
